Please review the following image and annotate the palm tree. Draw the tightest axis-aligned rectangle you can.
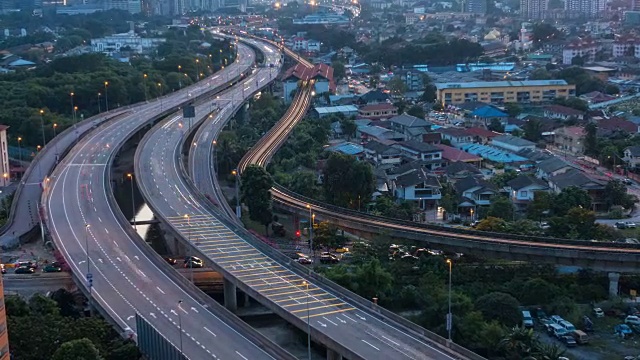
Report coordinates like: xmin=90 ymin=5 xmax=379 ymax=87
xmin=534 ymin=343 xmax=566 ymax=360
xmin=499 ymin=326 xmax=538 ymax=360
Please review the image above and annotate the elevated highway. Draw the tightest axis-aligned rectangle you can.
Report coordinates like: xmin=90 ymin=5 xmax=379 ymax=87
xmin=44 ymin=39 xmax=295 ymax=360
xmin=145 ymin=44 xmax=480 ymax=359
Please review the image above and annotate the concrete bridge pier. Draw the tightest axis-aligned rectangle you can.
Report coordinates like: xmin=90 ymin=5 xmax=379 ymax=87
xmin=224 ymin=278 xmax=238 ymax=312
xmin=609 ymin=272 xmax=621 ymax=297
xmin=326 ymin=349 xmax=342 ymax=360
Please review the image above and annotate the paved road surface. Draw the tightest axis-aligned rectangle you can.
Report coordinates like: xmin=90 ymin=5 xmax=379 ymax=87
xmin=45 ymin=42 xmax=282 ymax=360
xmin=136 ymin=50 xmax=466 ymax=360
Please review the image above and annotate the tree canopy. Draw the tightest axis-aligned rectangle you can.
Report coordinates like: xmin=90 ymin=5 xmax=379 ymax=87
xmin=322 ymin=152 xmax=375 ymax=209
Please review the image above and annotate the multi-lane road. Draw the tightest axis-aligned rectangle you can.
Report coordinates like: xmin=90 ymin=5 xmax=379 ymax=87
xmin=136 ymin=40 xmax=471 ymax=360
xmin=44 ymin=40 xmax=290 ymax=360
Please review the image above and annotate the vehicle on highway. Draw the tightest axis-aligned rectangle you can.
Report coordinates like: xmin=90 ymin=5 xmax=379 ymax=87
xmin=319 ymin=254 xmax=340 ymax=264
xmin=594 ymin=307 xmax=605 ymax=318
xmin=335 ymin=247 xmax=349 ymax=253
xmin=43 ymin=263 xmax=62 ymax=273
xmin=616 ymin=324 xmax=634 ymax=338
xmin=184 ymin=256 xmax=203 ymax=265
xmin=184 ymin=260 xmax=203 ymax=269
xmin=560 ymin=335 xmax=577 ymax=347
xmin=15 ymin=260 xmax=37 ymax=269
xmin=165 ymin=257 xmax=178 ymax=265
xmin=297 ymin=257 xmax=312 ymax=265
xmin=625 ymin=315 xmax=640 ymax=326
xmin=14 ymin=266 xmax=35 ymax=274
xmin=624 ymin=178 xmax=633 ymax=185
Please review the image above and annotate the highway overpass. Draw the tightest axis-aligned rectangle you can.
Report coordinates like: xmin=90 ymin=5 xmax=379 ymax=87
xmin=138 ymin=42 xmax=480 ymax=359
xmin=44 ymin=38 xmax=295 ymax=360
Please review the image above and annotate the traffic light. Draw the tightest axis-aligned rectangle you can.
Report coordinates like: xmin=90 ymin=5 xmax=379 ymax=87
xmin=295 ymin=230 xmax=301 ymax=237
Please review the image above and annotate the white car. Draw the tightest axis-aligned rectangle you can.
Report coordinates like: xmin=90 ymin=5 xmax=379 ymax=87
xmin=625 ymin=315 xmax=640 ymax=326
xmin=594 ymin=308 xmax=605 ymax=318
xmin=626 ymin=222 xmax=637 ymax=229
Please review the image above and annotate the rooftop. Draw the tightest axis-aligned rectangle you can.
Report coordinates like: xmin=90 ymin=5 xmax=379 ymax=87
xmin=460 ymin=143 xmax=528 ymax=163
xmin=435 ymin=80 xmax=570 ymax=90
xmin=492 ymin=135 xmax=536 ymax=148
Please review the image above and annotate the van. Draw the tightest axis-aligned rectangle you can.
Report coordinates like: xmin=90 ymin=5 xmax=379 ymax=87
xmin=559 ymin=320 xmax=576 ymax=332
xmin=549 ymin=324 xmax=567 ymax=338
xmin=572 ymin=330 xmax=589 ymax=344
xmin=522 ymin=311 xmax=534 ymax=328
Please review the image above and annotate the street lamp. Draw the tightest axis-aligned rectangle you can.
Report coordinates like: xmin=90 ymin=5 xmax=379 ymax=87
xmin=195 ymin=58 xmax=200 ymax=81
xmin=177 ymin=300 xmax=184 ymax=357
xmin=39 ymin=109 xmax=46 ymax=147
xmin=17 ymin=137 xmax=22 ymax=177
xmin=127 ymin=173 xmax=136 ymax=230
xmin=212 ymin=140 xmax=217 ymax=173
xmin=184 ymin=214 xmax=193 ymax=283
xmin=302 ymin=281 xmax=311 ymax=360
xmin=232 ymin=169 xmax=240 ymax=219
xmin=70 ymin=92 xmax=76 ymax=125
xmin=143 ymin=74 xmax=148 ymax=102
xmin=104 ymin=81 xmax=109 ymax=111
xmin=53 ymin=124 xmax=59 ymax=163
xmin=177 ymin=65 xmax=183 ymax=89
xmin=97 ymin=92 xmax=101 ymax=113
xmin=306 ymin=204 xmax=314 ymax=261
xmin=85 ymin=224 xmax=93 ymax=313
xmin=446 ymin=259 xmax=453 ymax=342
xmin=157 ymin=83 xmax=163 ymax=111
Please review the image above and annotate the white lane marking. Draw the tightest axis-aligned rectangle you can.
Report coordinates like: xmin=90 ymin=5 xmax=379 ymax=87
xmin=362 ymin=340 xmax=380 ymax=351
xmin=323 ymin=316 xmax=338 ymax=326
xmin=235 ymin=351 xmax=248 ymax=360
xmin=204 ymin=327 xmax=217 ymax=337
xmin=180 ymin=307 xmax=188 ymax=314
xmin=317 ymin=321 xmax=327 ymax=327
xmin=127 ymin=315 xmax=134 ymax=321
xmin=156 ymin=286 xmax=165 ymax=294
xmin=191 ymin=307 xmax=199 ymax=313
xmin=150 ymin=312 xmax=157 ymax=319
xmin=104 ymin=228 xmax=109 ymax=234
xmin=382 ymin=335 xmax=401 ymax=346
xmin=356 ymin=313 xmax=367 ymax=320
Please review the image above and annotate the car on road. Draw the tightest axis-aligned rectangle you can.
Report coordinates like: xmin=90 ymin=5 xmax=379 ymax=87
xmin=616 ymin=324 xmax=634 ymax=338
xmin=561 ymin=335 xmax=577 ymax=347
xmin=626 ymin=222 xmax=637 ymax=229
xmin=14 ymin=266 xmax=35 ymax=274
xmin=319 ymin=254 xmax=340 ymax=264
xmin=43 ymin=263 xmax=62 ymax=273
xmin=15 ymin=261 xmax=37 ymax=269
xmin=616 ymin=222 xmax=628 ymax=229
xmin=0 ymin=264 xmax=5 ymax=274
xmin=184 ymin=260 xmax=203 ymax=269
xmin=334 ymin=247 xmax=349 ymax=253
xmin=165 ymin=257 xmax=178 ymax=265
xmin=594 ymin=308 xmax=605 ymax=318
xmin=184 ymin=256 xmax=203 ymax=265
xmin=623 ymin=178 xmax=634 ymax=185
xmin=626 ymin=315 xmax=640 ymax=326
xmin=297 ymin=257 xmax=312 ymax=265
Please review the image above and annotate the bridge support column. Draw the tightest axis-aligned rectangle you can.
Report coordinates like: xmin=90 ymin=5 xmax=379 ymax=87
xmin=609 ymin=272 xmax=621 ymax=298
xmin=326 ymin=349 xmax=342 ymax=360
xmin=243 ymin=291 xmax=250 ymax=307
xmin=224 ymin=278 xmax=237 ymax=312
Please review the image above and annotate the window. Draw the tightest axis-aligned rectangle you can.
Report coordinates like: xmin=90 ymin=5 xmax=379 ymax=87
xmin=520 ymin=190 xmax=528 ymax=198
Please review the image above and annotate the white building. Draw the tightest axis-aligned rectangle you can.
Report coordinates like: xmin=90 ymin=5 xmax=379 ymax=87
xmin=613 ymin=36 xmax=640 ymax=58
xmin=91 ymin=31 xmax=166 ymax=56
xmin=562 ymin=37 xmax=600 ymax=65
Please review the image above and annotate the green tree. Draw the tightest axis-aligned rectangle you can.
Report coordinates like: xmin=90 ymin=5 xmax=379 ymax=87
xmin=287 ymin=170 xmax=318 ymax=198
xmin=332 ymin=61 xmax=346 ymax=80
xmin=552 ymin=186 xmax=592 ymax=216
xmin=499 ymin=326 xmax=538 ymax=359
xmin=523 ymin=118 xmax=542 ymax=142
xmin=52 ymin=338 xmax=103 ymax=360
xmin=529 ymin=68 xmax=552 ymax=80
xmin=519 ymin=278 xmax=561 ymax=305
xmin=313 ymin=221 xmax=346 ymax=250
xmin=323 ymin=153 xmax=375 ymax=208
xmin=386 ymin=76 xmax=407 ymax=96
xmin=240 ymin=165 xmax=274 ymax=234
xmin=491 ymin=170 xmax=519 ymax=187
xmin=352 ymin=259 xmax=393 ymax=300
xmin=476 ymin=216 xmax=507 ymax=231
xmin=604 ymin=179 xmax=636 ymax=210
xmin=504 ymin=103 xmax=522 ymax=117
xmin=407 ymin=105 xmax=426 ymax=119
xmin=475 ymin=292 xmax=521 ymax=326
xmin=534 ymin=343 xmax=566 ymax=360
xmin=488 ymin=118 xmax=505 ymax=132
xmin=340 ymin=117 xmax=357 ymax=140
xmin=487 ymin=196 xmax=514 ymax=220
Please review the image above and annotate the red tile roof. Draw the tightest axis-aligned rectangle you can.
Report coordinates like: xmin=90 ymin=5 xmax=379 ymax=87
xmin=282 ymin=63 xmax=336 ymax=92
xmin=359 ymin=103 xmax=397 ymax=112
xmin=464 ymin=127 xmax=498 ymax=138
xmin=434 ymin=144 xmax=482 ymax=162
xmin=598 ymin=117 xmax=638 ymax=134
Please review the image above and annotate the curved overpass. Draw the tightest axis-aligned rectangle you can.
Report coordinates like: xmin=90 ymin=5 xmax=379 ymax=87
xmin=183 ymin=47 xmax=480 ymax=359
xmin=44 ymin=41 xmax=293 ymax=359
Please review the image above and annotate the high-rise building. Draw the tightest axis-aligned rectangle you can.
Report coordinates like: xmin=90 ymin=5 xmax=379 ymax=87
xmin=520 ymin=0 xmax=548 ymax=19
xmin=565 ymin=0 xmax=605 ymax=17
xmin=104 ymin=0 xmax=141 ymax=12
xmin=465 ymin=0 xmax=486 ymax=14
xmin=0 ymin=276 xmax=10 ymax=360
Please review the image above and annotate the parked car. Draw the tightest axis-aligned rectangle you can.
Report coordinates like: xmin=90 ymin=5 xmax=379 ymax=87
xmin=334 ymin=247 xmax=349 ymax=253
xmin=561 ymin=335 xmax=577 ymax=347
xmin=616 ymin=222 xmax=628 ymax=229
xmin=319 ymin=254 xmax=340 ymax=264
xmin=297 ymin=257 xmax=312 ymax=265
xmin=623 ymin=178 xmax=633 ymax=185
xmin=626 ymin=222 xmax=637 ymax=229
xmin=616 ymin=324 xmax=634 ymax=338
xmin=15 ymin=261 xmax=37 ymax=269
xmin=626 ymin=316 xmax=640 ymax=326
xmin=14 ymin=266 xmax=35 ymax=274
xmin=593 ymin=308 xmax=605 ymax=318
xmin=43 ymin=264 xmax=62 ymax=273
xmin=0 ymin=264 xmax=5 ymax=274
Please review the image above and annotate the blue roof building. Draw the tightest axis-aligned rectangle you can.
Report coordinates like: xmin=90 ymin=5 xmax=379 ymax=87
xmin=460 ymin=143 xmax=528 ymax=163
xmin=471 ymin=105 xmax=507 ymax=118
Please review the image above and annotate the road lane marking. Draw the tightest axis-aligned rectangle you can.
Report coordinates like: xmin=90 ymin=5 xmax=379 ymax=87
xmin=323 ymin=316 xmax=338 ymax=326
xmin=235 ymin=351 xmax=248 ymax=360
xmin=306 ymin=308 xmax=356 ymax=319
xmin=156 ymin=286 xmax=165 ymax=294
xmin=291 ymin=304 xmax=347 ymax=313
xmin=381 ymin=335 xmax=401 ymax=346
xmin=204 ymin=327 xmax=217 ymax=337
xmin=362 ymin=340 xmax=380 ymax=351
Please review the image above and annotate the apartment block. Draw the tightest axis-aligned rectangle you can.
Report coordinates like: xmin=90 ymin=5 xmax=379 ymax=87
xmin=562 ymin=37 xmax=600 ymax=65
xmin=613 ymin=35 xmax=640 ymax=58
xmin=435 ymin=80 xmax=575 ymax=105
xmin=520 ymin=0 xmax=548 ymax=19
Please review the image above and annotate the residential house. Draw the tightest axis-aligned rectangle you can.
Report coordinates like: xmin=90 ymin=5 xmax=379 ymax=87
xmin=393 ymin=140 xmax=444 ymax=165
xmin=491 ymin=135 xmax=536 ymax=152
xmin=597 ymin=117 xmax=639 ymax=136
xmin=543 ymin=105 xmax=585 ymax=121
xmin=506 ymin=175 xmax=549 ymax=208
xmin=547 ymin=168 xmax=606 ymax=211
xmin=389 ymin=114 xmax=432 ymax=141
xmin=357 ymin=103 xmax=398 ymax=120
xmin=454 ymin=175 xmax=499 ymax=217
xmin=357 ymin=125 xmax=405 ymax=143
xmin=325 ymin=142 xmax=365 ymax=160
xmin=358 ymin=89 xmax=391 ymax=104
xmin=624 ymin=145 xmax=640 ymax=168
xmin=364 ymin=140 xmax=402 ymax=166
xmin=282 ymin=63 xmax=336 ymax=104
xmin=438 ymin=127 xmax=473 ymax=146
xmin=423 ymin=132 xmax=442 ymax=144
xmin=392 ymin=168 xmax=442 ymax=209
xmin=465 ymin=127 xmax=499 ymax=144
xmin=434 ymin=144 xmax=482 ymax=166
xmin=562 ymin=37 xmax=600 ymax=65
xmin=536 ymin=156 xmax=576 ymax=180
xmin=442 ymin=161 xmax=482 ymax=180
xmin=553 ymin=126 xmax=585 ymax=155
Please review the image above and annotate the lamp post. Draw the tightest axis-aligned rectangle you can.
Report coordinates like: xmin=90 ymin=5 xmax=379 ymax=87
xmin=97 ymin=92 xmax=101 ymax=113
xmin=39 ymin=109 xmax=46 ymax=147
xmin=306 ymin=204 xmax=314 ymax=261
xmin=70 ymin=92 xmax=76 ymax=125
xmin=53 ymin=124 xmax=59 ymax=163
xmin=143 ymin=74 xmax=148 ymax=102
xmin=17 ymin=137 xmax=22 ymax=177
xmin=85 ymin=224 xmax=93 ymax=313
xmin=177 ymin=300 xmax=184 ymax=357
xmin=127 ymin=173 xmax=136 ymax=230
xmin=212 ymin=140 xmax=217 ymax=173
xmin=232 ymin=169 xmax=240 ymax=219
xmin=177 ymin=65 xmax=183 ymax=89
xmin=184 ymin=214 xmax=193 ymax=283
xmin=157 ymin=83 xmax=163 ymax=111
xmin=195 ymin=58 xmax=200 ymax=81
xmin=302 ymin=281 xmax=311 ymax=360
xmin=446 ymin=258 xmax=453 ymax=342
xmin=104 ymin=81 xmax=109 ymax=111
